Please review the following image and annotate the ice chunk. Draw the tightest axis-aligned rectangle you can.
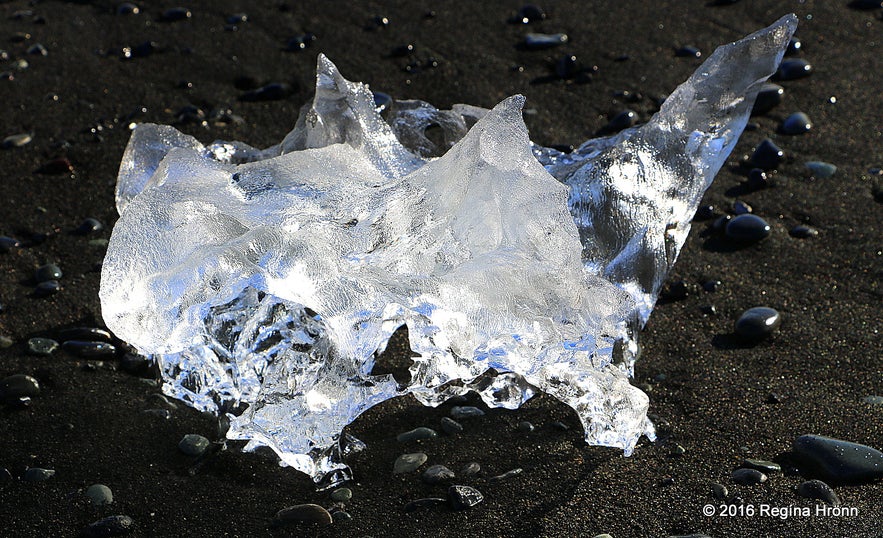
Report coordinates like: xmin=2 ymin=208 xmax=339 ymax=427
xmin=100 ymin=16 xmax=796 ymax=488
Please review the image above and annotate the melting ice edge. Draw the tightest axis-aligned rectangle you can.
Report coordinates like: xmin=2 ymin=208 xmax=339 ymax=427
xmin=100 ymin=16 xmax=796 ymax=487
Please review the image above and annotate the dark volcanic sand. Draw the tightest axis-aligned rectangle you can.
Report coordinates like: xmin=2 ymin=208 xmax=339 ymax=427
xmin=1 ymin=1 xmax=881 ymax=537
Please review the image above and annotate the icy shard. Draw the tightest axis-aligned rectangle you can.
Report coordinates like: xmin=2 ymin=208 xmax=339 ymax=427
xmin=100 ymin=16 xmax=796 ymax=487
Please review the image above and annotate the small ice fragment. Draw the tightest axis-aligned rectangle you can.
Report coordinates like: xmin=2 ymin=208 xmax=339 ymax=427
xmin=100 ymin=15 xmax=797 ymax=488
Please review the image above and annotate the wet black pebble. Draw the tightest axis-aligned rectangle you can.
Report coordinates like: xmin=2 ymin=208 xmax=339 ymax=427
xmin=37 ymin=157 xmax=73 ymax=175
xmin=27 ymin=43 xmax=47 ymax=56
xmin=797 ymin=479 xmax=840 ymax=505
xmin=286 ymin=34 xmax=316 ymax=52
xmin=226 ymin=13 xmax=248 ymax=24
xmin=734 ymin=307 xmax=781 ymax=340
xmin=373 ymin=91 xmax=392 ymax=114
xmin=2 ymin=133 xmax=32 ymax=148
xmin=848 ymin=0 xmax=883 ymax=9
xmin=523 ymin=33 xmax=568 ymax=50
xmin=786 ymin=36 xmax=802 ymax=55
xmin=513 ymin=5 xmax=546 ymax=24
xmin=694 ymin=205 xmax=716 ymax=221
xmin=178 ymin=433 xmax=210 ymax=456
xmin=748 ymin=139 xmax=783 ymax=170
xmin=674 ymin=46 xmax=701 ymax=58
xmin=555 ymin=54 xmax=579 ymax=79
xmin=27 ymin=337 xmax=58 ymax=356
xmin=711 ymin=483 xmax=728 ymax=500
xmin=440 ymin=416 xmax=463 ymax=434
xmin=160 ymin=7 xmax=191 ymax=22
xmin=741 ymin=459 xmax=781 ymax=474
xmin=0 ymin=374 xmax=40 ymax=402
xmin=746 ymin=168 xmax=770 ymax=191
xmin=752 ymin=83 xmax=784 ymax=115
xmin=404 ymin=497 xmax=446 ymax=512
xmin=774 ymin=58 xmax=812 ymax=81
xmin=23 ymin=467 xmax=55 ymax=481
xmin=603 ymin=110 xmax=637 ymax=133
xmin=390 ymin=43 xmax=414 ymax=57
xmin=461 ymin=462 xmax=481 ymax=476
xmin=781 ymin=111 xmax=812 ymax=135
xmin=82 ymin=515 xmax=135 ymax=537
xmin=450 ymin=405 xmax=485 ymax=420
xmin=448 ymin=485 xmax=484 ymax=510
xmin=116 ymin=3 xmax=140 ymax=15
xmin=0 ymin=236 xmax=21 ymax=252
xmin=490 ymin=468 xmax=523 ymax=481
xmin=397 ymin=427 xmax=437 ymax=442
xmin=76 ymin=218 xmax=104 ymax=235
xmin=732 ymin=201 xmax=752 ymax=215
xmin=273 ymin=504 xmax=332 ymax=526
xmin=58 ymin=327 xmax=113 ymax=342
xmin=805 ymin=161 xmax=837 ymax=178
xmin=731 ymin=468 xmax=767 ymax=485
xmin=789 ymin=224 xmax=818 ymax=238
xmin=421 ymin=464 xmax=455 ymax=485
xmin=120 ymin=352 xmax=154 ymax=377
xmin=62 ymin=340 xmax=118 ymax=358
xmin=35 ymin=263 xmax=62 ymax=283
xmin=35 ymin=280 xmax=60 ymax=297
xmin=792 ymin=434 xmax=883 ymax=484
xmin=702 ymin=280 xmax=721 ymax=292
xmin=329 ymin=487 xmax=351 ymax=502
xmin=516 ymin=421 xmax=535 ymax=433
xmin=239 ymin=82 xmax=291 ymax=102
xmin=725 ymin=214 xmax=770 ymax=242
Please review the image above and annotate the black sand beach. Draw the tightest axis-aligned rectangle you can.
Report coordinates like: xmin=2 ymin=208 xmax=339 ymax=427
xmin=1 ymin=1 xmax=881 ymax=536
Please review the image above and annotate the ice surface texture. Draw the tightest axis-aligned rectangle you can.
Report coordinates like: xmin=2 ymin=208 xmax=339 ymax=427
xmin=100 ymin=16 xmax=796 ymax=487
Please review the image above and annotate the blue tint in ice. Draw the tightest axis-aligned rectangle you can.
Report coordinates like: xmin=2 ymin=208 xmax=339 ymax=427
xmin=100 ymin=16 xmax=796 ymax=487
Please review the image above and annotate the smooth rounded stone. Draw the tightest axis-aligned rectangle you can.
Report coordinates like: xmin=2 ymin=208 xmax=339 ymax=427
xmin=85 ymin=484 xmax=114 ymax=506
xmin=513 ymin=4 xmax=546 ymax=24
xmin=403 ymin=497 xmax=446 ymax=512
xmin=27 ymin=43 xmax=47 ymax=56
xmin=448 ymin=485 xmax=484 ymax=510
xmin=286 ymin=33 xmax=316 ymax=52
xmin=58 ymin=327 xmax=113 ymax=343
xmin=397 ymin=426 xmax=438 ymax=442
xmin=694 ymin=204 xmax=716 ymax=221
xmin=731 ymin=468 xmax=767 ymax=485
xmin=393 ymin=452 xmax=427 ymax=474
xmin=711 ymin=482 xmax=728 ymax=500
xmin=669 ymin=444 xmax=686 ymax=456
xmin=82 ymin=515 xmax=135 ymax=537
xmin=702 ymin=279 xmax=721 ymax=292
xmin=0 ymin=235 xmax=21 ymax=252
xmin=792 ymin=434 xmax=883 ymax=484
xmin=604 ymin=110 xmax=637 ymax=133
xmin=160 ymin=7 xmax=191 ymax=22
xmin=35 ymin=263 xmax=63 ymax=283
xmin=273 ymin=504 xmax=332 ymax=526
xmin=239 ymin=82 xmax=292 ymax=102
xmin=116 ymin=3 xmax=140 ymax=15
xmin=789 ymin=225 xmax=818 ymax=238
xmin=746 ymin=168 xmax=770 ymax=191
xmin=797 ymin=479 xmax=840 ymax=506
xmin=732 ymin=200 xmax=752 ymax=215
xmin=864 ymin=395 xmax=883 ymax=405
xmin=781 ymin=111 xmax=812 ymax=134
xmin=331 ymin=510 xmax=352 ymax=523
xmin=752 ymin=83 xmax=784 ymax=115
xmin=2 ymin=133 xmax=32 ymax=148
xmin=329 ymin=487 xmax=352 ymax=502
xmin=805 ymin=161 xmax=837 ymax=178
xmin=748 ymin=138 xmax=783 ymax=170
xmin=440 ymin=416 xmax=463 ymax=435
xmin=523 ymin=33 xmax=568 ymax=50
xmin=516 ymin=420 xmax=535 ymax=433
xmin=550 ymin=421 xmax=570 ymax=431
xmin=775 ymin=58 xmax=812 ymax=80
xmin=786 ymin=36 xmax=802 ymax=55
xmin=461 ymin=462 xmax=481 ymax=476
xmin=178 ymin=433 xmax=210 ymax=456
xmin=554 ymin=54 xmax=579 ymax=79
xmin=741 ymin=459 xmax=781 ymax=474
xmin=226 ymin=13 xmax=248 ymax=24
xmin=35 ymin=280 xmax=60 ymax=297
xmin=450 ymin=405 xmax=485 ymax=420
xmin=713 ymin=216 xmax=729 ymax=234
xmin=27 ymin=337 xmax=59 ymax=356
xmin=490 ymin=468 xmax=523 ymax=482
xmin=23 ymin=467 xmax=55 ymax=481
xmin=421 ymin=464 xmax=456 ymax=485
xmin=62 ymin=340 xmax=117 ymax=358
xmin=734 ymin=307 xmax=781 ymax=340
xmin=725 ymin=214 xmax=770 ymax=243
xmin=1 ymin=468 xmax=12 ymax=482
xmin=674 ymin=46 xmax=701 ymax=58
xmin=0 ymin=374 xmax=40 ymax=401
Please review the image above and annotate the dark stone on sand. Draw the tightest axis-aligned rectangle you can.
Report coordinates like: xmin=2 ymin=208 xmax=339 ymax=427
xmin=786 ymin=36 xmax=802 ymax=56
xmin=273 ymin=504 xmax=333 ymax=526
xmin=746 ymin=168 xmax=770 ymax=191
xmin=775 ymin=58 xmax=812 ymax=81
xmin=3 ymin=133 xmax=32 ymax=148
xmin=491 ymin=468 xmax=523 ymax=481
xmin=120 ymin=353 xmax=153 ymax=377
xmin=28 ymin=337 xmax=59 ymax=356
xmin=741 ymin=459 xmax=781 ymax=474
xmin=725 ymin=214 xmax=770 ymax=242
xmin=160 ymin=8 xmax=191 ymax=22
xmin=752 ymin=83 xmax=784 ymax=115
xmin=789 ymin=225 xmax=818 ymax=238
xmin=849 ymin=0 xmax=883 ymax=9
xmin=82 ymin=515 xmax=135 ymax=537
xmin=604 ymin=110 xmax=637 ymax=133
xmin=448 ymin=485 xmax=484 ymax=510
xmin=781 ymin=112 xmax=812 ymax=134
xmin=62 ymin=340 xmax=117 ymax=358
xmin=0 ymin=374 xmax=40 ymax=401
xmin=461 ymin=462 xmax=481 ymax=476
xmin=37 ymin=157 xmax=74 ymax=175
xmin=404 ymin=497 xmax=446 ymax=512
xmin=674 ymin=46 xmax=701 ymax=58
xmin=450 ymin=405 xmax=485 ymax=420
xmin=227 ymin=13 xmax=248 ymax=24
xmin=734 ymin=307 xmax=781 ymax=340
xmin=421 ymin=464 xmax=455 ymax=485
xmin=330 ymin=487 xmax=352 ymax=502
xmin=516 ymin=421 xmax=535 ymax=433
xmin=732 ymin=201 xmax=752 ymax=215
xmin=397 ymin=427 xmax=438 ymax=442
xmin=85 ymin=484 xmax=114 ymax=506
xmin=805 ymin=161 xmax=837 ymax=178
xmin=116 ymin=3 xmax=140 ymax=16
xmin=523 ymin=33 xmax=568 ymax=50
xmin=797 ymin=479 xmax=840 ymax=505
xmin=35 ymin=280 xmax=61 ymax=297
xmin=555 ymin=54 xmax=579 ymax=79
xmin=393 ymin=452 xmax=427 ymax=474
xmin=748 ymin=139 xmax=783 ymax=170
xmin=58 ymin=327 xmax=113 ymax=343
xmin=694 ymin=205 xmax=715 ymax=221
xmin=792 ymin=434 xmax=883 ymax=484
xmin=27 ymin=43 xmax=47 ymax=56
xmin=178 ymin=434 xmax=210 ymax=456
xmin=239 ymin=82 xmax=292 ymax=102
xmin=702 ymin=280 xmax=721 ymax=292
xmin=332 ymin=511 xmax=352 ymax=523
xmin=35 ymin=263 xmax=62 ymax=283
xmin=440 ymin=416 xmax=463 ymax=434
xmin=731 ymin=468 xmax=767 ymax=485
xmin=0 ymin=236 xmax=21 ymax=252
xmin=513 ymin=5 xmax=546 ymax=24
xmin=23 ymin=467 xmax=55 ymax=481
xmin=711 ymin=483 xmax=728 ymax=500
xmin=286 ymin=34 xmax=316 ymax=52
